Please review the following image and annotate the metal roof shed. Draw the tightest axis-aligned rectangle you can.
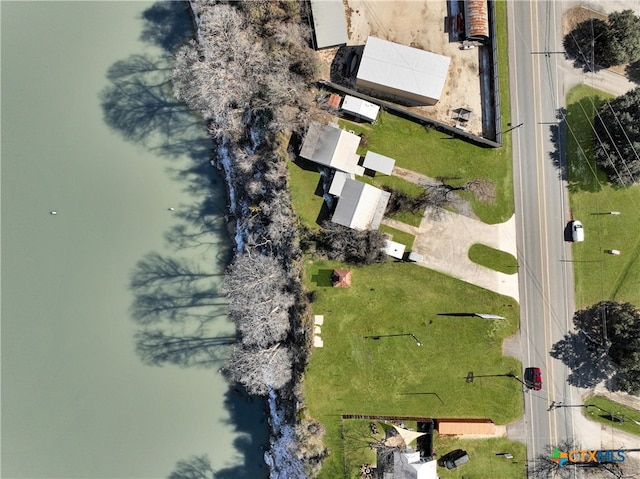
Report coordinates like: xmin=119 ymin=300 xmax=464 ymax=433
xmin=341 ymin=95 xmax=380 ymax=123
xmin=356 ymin=36 xmax=451 ymax=106
xmin=385 ymin=239 xmax=406 ymax=260
xmin=309 ymin=0 xmax=348 ymax=50
xmin=363 ymin=151 xmax=395 ymax=175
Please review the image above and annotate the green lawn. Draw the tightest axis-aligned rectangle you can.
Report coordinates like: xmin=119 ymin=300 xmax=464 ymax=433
xmin=565 ymin=85 xmax=640 ymax=308
xmin=582 ymin=395 xmax=640 ymax=436
xmin=468 ymin=244 xmax=518 ymax=275
xmin=435 ymin=435 xmax=526 ymax=479
xmin=288 ymin=158 xmax=326 ymax=229
xmin=304 ymin=260 xmax=522 ymax=479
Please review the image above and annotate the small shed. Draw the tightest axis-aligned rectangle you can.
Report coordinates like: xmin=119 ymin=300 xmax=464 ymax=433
xmin=363 ymin=151 xmax=396 ymax=175
xmin=385 ymin=239 xmax=406 ymax=260
xmin=327 ymin=93 xmax=342 ymax=109
xmin=341 ymin=95 xmax=380 ymax=123
xmin=332 ymin=269 xmax=352 ymax=288
xmin=407 ymin=251 xmax=424 ymax=263
xmin=309 ymin=0 xmax=348 ymax=50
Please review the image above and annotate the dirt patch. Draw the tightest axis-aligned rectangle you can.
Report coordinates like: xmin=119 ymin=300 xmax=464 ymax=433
xmin=562 ymin=5 xmax=608 ymax=35
xmin=317 ymin=0 xmax=484 ymax=135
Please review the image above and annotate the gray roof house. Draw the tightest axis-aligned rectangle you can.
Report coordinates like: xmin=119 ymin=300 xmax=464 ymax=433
xmin=331 ymin=178 xmax=390 ymax=230
xmin=300 ymin=122 xmax=364 ymax=175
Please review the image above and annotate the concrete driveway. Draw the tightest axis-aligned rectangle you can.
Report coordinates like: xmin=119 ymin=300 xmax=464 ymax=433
xmin=382 ymin=211 xmax=519 ymax=301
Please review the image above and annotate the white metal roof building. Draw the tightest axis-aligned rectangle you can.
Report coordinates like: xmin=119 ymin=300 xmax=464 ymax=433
xmin=300 ymin=122 xmax=363 ymax=174
xmin=331 ymin=179 xmax=390 ymax=230
xmin=356 ymin=36 xmax=451 ymax=106
xmin=309 ymin=0 xmax=348 ymax=50
xmin=341 ymin=95 xmax=380 ymax=123
xmin=363 ymin=151 xmax=396 ymax=175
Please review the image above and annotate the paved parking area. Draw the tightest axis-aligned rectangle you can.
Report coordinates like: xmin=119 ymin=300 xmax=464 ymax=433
xmin=383 ymin=211 xmax=519 ymax=301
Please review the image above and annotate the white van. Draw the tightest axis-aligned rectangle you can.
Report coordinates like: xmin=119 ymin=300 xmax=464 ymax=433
xmin=572 ymin=220 xmax=584 ymax=242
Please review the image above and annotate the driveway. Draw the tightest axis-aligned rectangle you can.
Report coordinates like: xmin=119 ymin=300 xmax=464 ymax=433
xmin=382 ymin=211 xmax=519 ymax=301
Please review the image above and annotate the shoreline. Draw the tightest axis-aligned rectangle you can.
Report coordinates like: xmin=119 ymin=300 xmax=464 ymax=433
xmin=185 ymin=2 xmax=313 ymax=477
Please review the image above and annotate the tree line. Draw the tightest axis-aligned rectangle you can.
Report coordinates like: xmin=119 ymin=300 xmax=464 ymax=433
xmin=172 ymin=1 xmax=330 ymax=477
xmin=563 ymin=10 xmax=640 ymax=186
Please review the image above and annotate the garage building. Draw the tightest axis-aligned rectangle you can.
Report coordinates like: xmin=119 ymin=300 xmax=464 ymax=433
xmin=356 ymin=36 xmax=451 ymax=106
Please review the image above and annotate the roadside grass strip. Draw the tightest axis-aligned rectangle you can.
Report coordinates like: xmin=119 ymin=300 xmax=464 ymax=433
xmin=565 ymin=85 xmax=640 ymax=307
xmin=583 ymin=395 xmax=640 ymax=436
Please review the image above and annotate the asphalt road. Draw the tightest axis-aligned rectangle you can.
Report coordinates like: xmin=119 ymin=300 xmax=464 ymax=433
xmin=507 ymin=0 xmax=600 ymax=466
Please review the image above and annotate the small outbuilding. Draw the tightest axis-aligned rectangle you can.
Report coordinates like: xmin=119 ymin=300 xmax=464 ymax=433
xmin=341 ymin=95 xmax=380 ymax=123
xmin=363 ymin=150 xmax=396 ymax=175
xmin=309 ymin=0 xmax=348 ymax=50
xmin=385 ymin=239 xmax=406 ymax=260
xmin=332 ymin=269 xmax=352 ymax=288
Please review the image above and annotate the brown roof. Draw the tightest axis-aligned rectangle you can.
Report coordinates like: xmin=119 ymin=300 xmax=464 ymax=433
xmin=328 ymin=93 xmax=342 ymax=109
xmin=437 ymin=419 xmax=495 ymax=435
xmin=464 ymin=0 xmax=489 ymax=41
xmin=332 ymin=269 xmax=352 ymax=288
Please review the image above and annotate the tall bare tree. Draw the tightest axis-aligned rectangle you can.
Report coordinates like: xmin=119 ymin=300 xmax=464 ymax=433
xmin=225 ymin=344 xmax=292 ymax=395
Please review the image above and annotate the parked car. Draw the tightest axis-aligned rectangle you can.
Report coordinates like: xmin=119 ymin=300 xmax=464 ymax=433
xmin=572 ymin=220 xmax=584 ymax=242
xmin=440 ymin=449 xmax=470 ymax=469
xmin=524 ymin=367 xmax=542 ymax=390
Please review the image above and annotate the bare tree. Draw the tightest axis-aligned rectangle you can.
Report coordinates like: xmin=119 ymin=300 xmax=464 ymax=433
xmin=316 ymin=221 xmax=387 ymax=265
xmin=223 ymin=252 xmax=289 ymax=295
xmin=229 ymin=289 xmax=293 ymax=348
xmin=225 ymin=344 xmax=292 ymax=395
xmin=465 ymin=178 xmax=496 ymax=203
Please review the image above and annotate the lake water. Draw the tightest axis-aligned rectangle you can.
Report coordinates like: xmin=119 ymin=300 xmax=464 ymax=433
xmin=1 ymin=2 xmax=266 ymax=478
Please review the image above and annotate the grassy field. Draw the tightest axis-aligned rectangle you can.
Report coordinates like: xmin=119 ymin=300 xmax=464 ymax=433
xmin=565 ymin=85 xmax=640 ymax=308
xmin=435 ymin=435 xmax=526 ymax=479
xmin=303 ymin=260 xmax=522 ymax=479
xmin=468 ymin=244 xmax=518 ymax=275
xmin=582 ymin=395 xmax=640 ymax=436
